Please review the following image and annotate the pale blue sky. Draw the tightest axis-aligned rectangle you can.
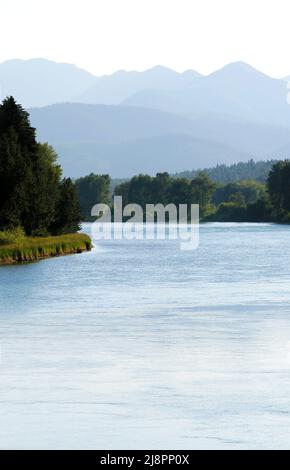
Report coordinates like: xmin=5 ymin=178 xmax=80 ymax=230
xmin=1 ymin=0 xmax=290 ymax=77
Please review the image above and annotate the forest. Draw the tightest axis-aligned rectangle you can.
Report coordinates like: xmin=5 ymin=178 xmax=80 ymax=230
xmin=173 ymin=160 xmax=278 ymax=184
xmin=76 ymin=165 xmax=290 ymax=223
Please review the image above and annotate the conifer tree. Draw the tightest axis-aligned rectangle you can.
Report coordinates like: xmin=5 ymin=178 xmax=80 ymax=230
xmin=51 ymin=178 xmax=81 ymax=235
xmin=0 ymin=97 xmax=81 ymax=235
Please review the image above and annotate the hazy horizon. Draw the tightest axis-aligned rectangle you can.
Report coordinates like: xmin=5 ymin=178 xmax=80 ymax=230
xmin=0 ymin=57 xmax=287 ymax=80
xmin=1 ymin=0 xmax=290 ymax=78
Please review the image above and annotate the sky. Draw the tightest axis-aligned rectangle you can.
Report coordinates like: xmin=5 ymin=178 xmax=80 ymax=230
xmin=1 ymin=0 xmax=290 ymax=77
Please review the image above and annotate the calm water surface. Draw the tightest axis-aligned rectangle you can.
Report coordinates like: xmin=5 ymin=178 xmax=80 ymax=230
xmin=1 ymin=223 xmax=290 ymax=449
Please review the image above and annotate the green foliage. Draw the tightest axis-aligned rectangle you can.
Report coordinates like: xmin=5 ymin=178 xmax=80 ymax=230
xmin=114 ymin=180 xmax=131 ymax=207
xmin=26 ymin=143 xmax=63 ymax=235
xmin=0 ymin=126 xmax=30 ymax=229
xmin=214 ymin=201 xmax=247 ymax=222
xmin=114 ymin=169 xmax=279 ymax=223
xmin=189 ymin=172 xmax=216 ymax=217
xmin=51 ymin=178 xmax=81 ymax=234
xmin=168 ymin=177 xmax=191 ymax=206
xmin=246 ymin=194 xmax=273 ymax=222
xmin=0 ymin=233 xmax=91 ymax=264
xmin=213 ymin=179 xmax=265 ymax=206
xmin=211 ymin=179 xmax=272 ymax=222
xmin=125 ymin=174 xmax=154 ymax=206
xmin=114 ymin=171 xmax=216 ymax=220
xmin=0 ymin=226 xmax=25 ymax=245
xmin=267 ymin=160 xmax=290 ymax=222
xmin=174 ymin=159 xmax=277 ymax=184
xmin=0 ymin=97 xmax=81 ymax=235
xmin=75 ymin=173 xmax=111 ymax=220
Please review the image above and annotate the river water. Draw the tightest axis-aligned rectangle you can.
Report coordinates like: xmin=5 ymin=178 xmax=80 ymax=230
xmin=1 ymin=223 xmax=290 ymax=449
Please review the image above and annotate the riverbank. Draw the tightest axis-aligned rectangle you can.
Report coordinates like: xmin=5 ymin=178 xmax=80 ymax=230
xmin=0 ymin=233 xmax=92 ymax=265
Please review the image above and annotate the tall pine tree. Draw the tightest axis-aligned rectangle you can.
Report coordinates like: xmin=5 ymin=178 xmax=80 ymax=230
xmin=0 ymin=96 xmax=36 ymax=230
xmin=51 ymin=178 xmax=81 ymax=235
xmin=0 ymin=97 xmax=81 ymax=235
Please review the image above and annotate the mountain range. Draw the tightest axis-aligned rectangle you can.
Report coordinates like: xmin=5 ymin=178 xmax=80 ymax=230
xmin=1 ymin=58 xmax=290 ymax=176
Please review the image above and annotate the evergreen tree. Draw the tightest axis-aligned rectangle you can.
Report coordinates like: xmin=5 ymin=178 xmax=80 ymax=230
xmin=174 ymin=159 xmax=277 ymax=184
xmin=152 ymin=172 xmax=172 ymax=205
xmin=25 ymin=143 xmax=62 ymax=235
xmin=0 ymin=128 xmax=26 ymax=228
xmin=114 ymin=180 xmax=130 ymax=207
xmin=213 ymin=180 xmax=265 ymax=206
xmin=127 ymin=174 xmax=154 ymax=207
xmin=51 ymin=178 xmax=81 ymax=234
xmin=75 ymin=173 xmax=111 ymax=220
xmin=189 ymin=171 xmax=215 ymax=217
xmin=0 ymin=97 xmax=81 ymax=235
xmin=169 ymin=178 xmax=191 ymax=206
xmin=267 ymin=160 xmax=290 ymax=221
xmin=0 ymin=96 xmax=37 ymax=155
xmin=0 ymin=97 xmax=37 ymax=231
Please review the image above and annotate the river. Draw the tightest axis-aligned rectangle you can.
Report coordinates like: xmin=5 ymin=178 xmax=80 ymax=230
xmin=1 ymin=223 xmax=290 ymax=449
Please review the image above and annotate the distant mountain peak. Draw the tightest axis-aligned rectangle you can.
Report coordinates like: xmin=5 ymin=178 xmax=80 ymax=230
xmin=224 ymin=60 xmax=256 ymax=69
xmin=208 ymin=61 xmax=270 ymax=79
xmin=0 ymin=57 xmax=96 ymax=75
xmin=0 ymin=58 xmax=96 ymax=107
xmin=146 ymin=65 xmax=178 ymax=74
xmin=182 ymin=69 xmax=203 ymax=78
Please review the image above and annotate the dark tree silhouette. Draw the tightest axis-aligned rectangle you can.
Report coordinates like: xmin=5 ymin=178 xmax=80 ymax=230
xmin=0 ymin=97 xmax=81 ymax=235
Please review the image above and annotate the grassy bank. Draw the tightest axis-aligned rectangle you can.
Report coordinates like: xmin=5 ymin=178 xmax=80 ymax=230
xmin=0 ymin=233 xmax=92 ymax=265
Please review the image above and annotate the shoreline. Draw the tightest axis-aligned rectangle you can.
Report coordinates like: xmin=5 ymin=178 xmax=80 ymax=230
xmin=0 ymin=233 xmax=92 ymax=266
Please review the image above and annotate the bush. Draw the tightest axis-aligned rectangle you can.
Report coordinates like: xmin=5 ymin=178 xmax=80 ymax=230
xmin=0 ymin=226 xmax=25 ymax=245
xmin=214 ymin=202 xmax=247 ymax=222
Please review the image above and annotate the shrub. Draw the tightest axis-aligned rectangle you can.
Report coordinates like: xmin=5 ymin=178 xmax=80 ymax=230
xmin=0 ymin=226 xmax=25 ymax=245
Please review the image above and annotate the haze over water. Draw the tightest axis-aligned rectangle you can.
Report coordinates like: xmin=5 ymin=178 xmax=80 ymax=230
xmin=1 ymin=223 xmax=290 ymax=449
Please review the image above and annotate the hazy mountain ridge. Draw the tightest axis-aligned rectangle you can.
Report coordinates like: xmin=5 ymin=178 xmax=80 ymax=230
xmin=3 ymin=58 xmax=290 ymax=127
xmin=123 ymin=62 xmax=290 ymax=126
xmin=2 ymin=58 xmax=290 ymax=177
xmin=54 ymin=134 xmax=250 ymax=178
xmin=30 ymin=103 xmax=250 ymax=176
xmin=29 ymin=102 xmax=290 ymax=156
xmin=29 ymin=102 xmax=196 ymax=143
xmin=77 ymin=65 xmax=203 ymax=105
xmin=29 ymin=103 xmax=290 ymax=177
xmin=0 ymin=58 xmax=96 ymax=107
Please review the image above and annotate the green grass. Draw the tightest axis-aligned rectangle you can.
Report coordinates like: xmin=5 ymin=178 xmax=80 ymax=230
xmin=0 ymin=233 xmax=92 ymax=265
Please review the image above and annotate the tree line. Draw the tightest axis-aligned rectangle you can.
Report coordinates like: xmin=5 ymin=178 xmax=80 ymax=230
xmin=173 ymin=160 xmax=277 ymax=184
xmin=75 ymin=166 xmax=290 ymax=224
